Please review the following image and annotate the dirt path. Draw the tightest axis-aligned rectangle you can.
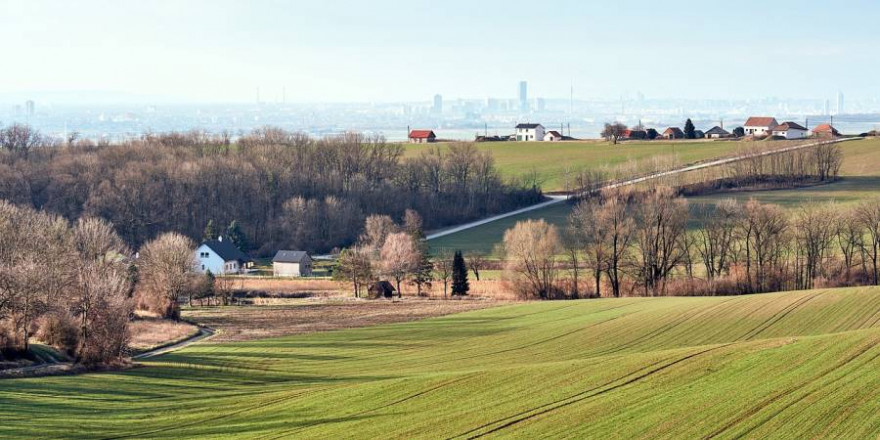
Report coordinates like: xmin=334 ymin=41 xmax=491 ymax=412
xmin=132 ymin=326 xmax=215 ymax=360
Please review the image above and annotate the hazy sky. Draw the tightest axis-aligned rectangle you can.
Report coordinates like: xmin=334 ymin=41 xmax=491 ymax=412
xmin=2 ymin=0 xmax=879 ymax=103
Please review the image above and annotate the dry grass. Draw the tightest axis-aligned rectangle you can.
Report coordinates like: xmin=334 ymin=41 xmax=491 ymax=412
xmin=128 ymin=318 xmax=200 ymax=351
xmin=182 ymin=298 xmax=500 ymax=342
xmin=235 ymin=277 xmax=345 ymax=296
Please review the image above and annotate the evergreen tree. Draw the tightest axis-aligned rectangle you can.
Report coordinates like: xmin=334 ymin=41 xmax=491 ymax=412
xmin=203 ymin=219 xmax=216 ymax=242
xmin=226 ymin=220 xmax=248 ymax=251
xmin=684 ymin=119 xmax=696 ymax=139
xmin=451 ymin=250 xmax=469 ymax=296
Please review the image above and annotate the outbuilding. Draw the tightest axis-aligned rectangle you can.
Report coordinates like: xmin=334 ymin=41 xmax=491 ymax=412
xmin=544 ymin=130 xmax=563 ymax=142
xmin=662 ymin=127 xmax=685 ymax=139
xmin=705 ymin=126 xmax=731 ymax=139
xmin=272 ymin=250 xmax=313 ymax=277
xmin=368 ymin=281 xmax=396 ymax=299
xmin=772 ymin=122 xmax=809 ymax=139
xmin=409 ymin=130 xmax=437 ymax=144
xmin=812 ymin=124 xmax=841 ymax=138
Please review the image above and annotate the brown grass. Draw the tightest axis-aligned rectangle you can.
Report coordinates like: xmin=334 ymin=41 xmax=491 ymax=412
xmin=182 ymin=298 xmax=501 ymax=342
xmin=128 ymin=318 xmax=200 ymax=351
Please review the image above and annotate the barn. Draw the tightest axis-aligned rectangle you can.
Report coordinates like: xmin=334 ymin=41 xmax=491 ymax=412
xmin=272 ymin=250 xmax=313 ymax=277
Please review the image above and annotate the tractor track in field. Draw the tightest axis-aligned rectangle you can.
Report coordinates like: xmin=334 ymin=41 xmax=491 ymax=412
xmin=738 ymin=291 xmax=824 ymax=341
xmin=100 ymin=385 xmax=332 ymax=440
xmin=451 ymin=343 xmax=735 ymax=439
xmin=586 ymin=297 xmax=741 ymax=358
xmin=704 ymin=337 xmax=880 ymax=439
xmin=261 ymin=375 xmax=473 ymax=440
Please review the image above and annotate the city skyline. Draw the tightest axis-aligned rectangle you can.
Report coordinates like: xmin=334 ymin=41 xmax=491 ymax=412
xmin=2 ymin=0 xmax=879 ymax=104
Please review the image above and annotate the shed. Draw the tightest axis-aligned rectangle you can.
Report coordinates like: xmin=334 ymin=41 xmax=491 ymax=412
xmin=409 ymin=130 xmax=437 ymax=144
xmin=272 ymin=250 xmax=313 ymax=277
xmin=368 ymin=281 xmax=396 ymax=299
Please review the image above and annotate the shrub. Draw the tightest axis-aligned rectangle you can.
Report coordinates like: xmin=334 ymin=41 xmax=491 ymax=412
xmin=36 ymin=312 xmax=79 ymax=354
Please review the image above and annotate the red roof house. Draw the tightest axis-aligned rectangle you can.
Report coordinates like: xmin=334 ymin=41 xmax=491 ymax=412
xmin=408 ymin=130 xmax=437 ymax=143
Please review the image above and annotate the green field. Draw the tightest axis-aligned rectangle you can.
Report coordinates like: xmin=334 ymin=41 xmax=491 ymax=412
xmin=405 ymin=140 xmax=748 ymax=192
xmin=430 ymin=138 xmax=880 ymax=255
xmin=5 ymin=288 xmax=880 ymax=438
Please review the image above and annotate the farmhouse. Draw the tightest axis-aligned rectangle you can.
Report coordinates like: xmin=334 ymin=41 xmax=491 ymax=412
xmin=272 ymin=250 xmax=313 ymax=277
xmin=813 ymin=123 xmax=841 ymax=138
xmin=515 ymin=123 xmax=545 ymax=141
xmin=743 ymin=116 xmax=779 ymax=137
xmin=772 ymin=121 xmax=808 ymax=139
xmin=662 ymin=127 xmax=685 ymax=139
xmin=368 ymin=281 xmax=396 ymax=299
xmin=705 ymin=126 xmax=730 ymax=139
xmin=408 ymin=130 xmax=436 ymax=144
xmin=622 ymin=129 xmax=647 ymax=140
xmin=196 ymin=237 xmax=251 ymax=275
xmin=544 ymin=130 xmax=563 ymax=142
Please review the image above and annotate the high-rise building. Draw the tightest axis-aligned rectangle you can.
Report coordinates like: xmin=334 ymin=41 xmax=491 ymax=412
xmin=536 ymin=97 xmax=546 ymax=112
xmin=25 ymin=100 xmax=35 ymax=116
xmin=837 ymin=91 xmax=845 ymax=115
xmin=432 ymin=94 xmax=443 ymax=114
xmin=519 ymin=81 xmax=528 ymax=112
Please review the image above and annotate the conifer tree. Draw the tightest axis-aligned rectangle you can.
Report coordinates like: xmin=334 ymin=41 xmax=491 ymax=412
xmin=451 ymin=250 xmax=470 ymax=296
xmin=684 ymin=118 xmax=696 ymax=139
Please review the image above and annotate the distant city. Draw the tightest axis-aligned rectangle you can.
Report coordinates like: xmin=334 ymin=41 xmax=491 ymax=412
xmin=4 ymin=82 xmax=880 ymax=143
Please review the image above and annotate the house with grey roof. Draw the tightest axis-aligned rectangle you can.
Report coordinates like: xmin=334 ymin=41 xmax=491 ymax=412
xmin=272 ymin=250 xmax=313 ymax=277
xmin=705 ymin=126 xmax=731 ymax=139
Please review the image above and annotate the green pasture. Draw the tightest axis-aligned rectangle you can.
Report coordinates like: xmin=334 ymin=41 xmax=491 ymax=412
xmin=4 ymin=288 xmax=880 ymax=438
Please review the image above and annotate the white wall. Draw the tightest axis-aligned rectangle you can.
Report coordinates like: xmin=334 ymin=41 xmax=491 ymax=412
xmin=516 ymin=126 xmax=545 ymax=141
xmin=195 ymin=244 xmax=239 ymax=275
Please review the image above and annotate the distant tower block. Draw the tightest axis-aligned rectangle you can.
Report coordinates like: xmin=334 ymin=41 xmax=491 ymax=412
xmin=25 ymin=100 xmax=35 ymax=116
xmin=433 ymin=94 xmax=443 ymax=114
xmin=519 ymin=81 xmax=528 ymax=112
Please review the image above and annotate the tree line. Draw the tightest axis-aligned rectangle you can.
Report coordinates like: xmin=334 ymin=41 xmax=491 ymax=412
xmin=0 ymin=124 xmax=541 ymax=255
xmin=503 ymin=188 xmax=880 ymax=299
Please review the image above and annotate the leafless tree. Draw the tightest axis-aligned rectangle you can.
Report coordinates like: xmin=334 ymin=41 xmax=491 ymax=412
xmin=601 ymin=122 xmax=628 ymax=145
xmin=569 ymin=198 xmax=608 ymax=297
xmin=632 ymin=187 xmax=690 ymax=296
xmin=696 ymin=199 xmax=741 ymax=282
xmin=855 ymin=199 xmax=880 ymax=285
xmin=137 ymin=233 xmax=197 ymax=320
xmin=465 ymin=252 xmax=487 ymax=281
xmin=502 ymin=219 xmax=562 ymax=299
xmin=434 ymin=249 xmax=454 ymax=298
xmin=793 ymin=203 xmax=837 ymax=289
xmin=598 ymin=190 xmax=634 ymax=298
xmin=741 ymin=199 xmax=790 ymax=293
xmin=337 ymin=246 xmax=373 ymax=298
xmin=380 ymin=232 xmax=418 ymax=298
xmin=835 ymin=209 xmax=865 ymax=283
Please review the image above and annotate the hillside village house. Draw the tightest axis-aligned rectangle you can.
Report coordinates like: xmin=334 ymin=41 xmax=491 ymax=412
xmin=662 ymin=127 xmax=685 ymax=139
xmin=812 ymin=123 xmax=841 ymax=138
xmin=408 ymin=130 xmax=436 ymax=144
xmin=515 ymin=123 xmax=545 ymax=141
xmin=705 ymin=126 xmax=731 ymax=139
xmin=544 ymin=130 xmax=563 ymax=142
xmin=196 ymin=237 xmax=252 ymax=275
xmin=772 ymin=121 xmax=809 ymax=139
xmin=743 ymin=117 xmax=779 ymax=137
xmin=272 ymin=250 xmax=313 ymax=277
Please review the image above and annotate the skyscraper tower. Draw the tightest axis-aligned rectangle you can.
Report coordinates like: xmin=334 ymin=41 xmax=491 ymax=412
xmin=25 ymin=100 xmax=35 ymax=116
xmin=433 ymin=94 xmax=443 ymax=114
xmin=519 ymin=81 xmax=528 ymax=112
xmin=837 ymin=90 xmax=845 ymax=115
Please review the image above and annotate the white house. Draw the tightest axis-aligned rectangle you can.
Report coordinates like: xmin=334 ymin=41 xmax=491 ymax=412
xmin=771 ymin=121 xmax=808 ymax=139
xmin=272 ymin=251 xmax=313 ymax=277
xmin=544 ymin=130 xmax=563 ymax=142
xmin=515 ymin=123 xmax=545 ymax=142
xmin=195 ymin=237 xmax=252 ymax=275
xmin=743 ymin=116 xmax=779 ymax=137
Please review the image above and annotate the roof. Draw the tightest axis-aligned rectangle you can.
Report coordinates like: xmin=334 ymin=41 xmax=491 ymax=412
xmin=409 ymin=129 xmax=436 ymax=139
xmin=516 ymin=123 xmax=544 ymax=129
xmin=663 ymin=127 xmax=684 ymax=135
xmin=813 ymin=123 xmax=840 ymax=134
xmin=705 ymin=126 xmax=730 ymax=135
xmin=272 ymin=250 xmax=310 ymax=264
xmin=773 ymin=121 xmax=808 ymax=131
xmin=546 ymin=130 xmax=563 ymax=137
xmin=744 ymin=117 xmax=778 ymax=128
xmin=202 ymin=239 xmax=251 ymax=263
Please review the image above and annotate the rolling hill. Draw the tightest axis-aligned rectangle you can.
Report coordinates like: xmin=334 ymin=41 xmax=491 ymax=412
xmin=3 ymin=288 xmax=880 ymax=438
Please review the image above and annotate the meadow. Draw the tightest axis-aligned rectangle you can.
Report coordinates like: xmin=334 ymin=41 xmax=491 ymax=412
xmin=405 ymin=139 xmax=758 ymax=192
xmin=4 ymin=287 xmax=880 ymax=438
xmin=430 ymin=138 xmax=880 ymax=255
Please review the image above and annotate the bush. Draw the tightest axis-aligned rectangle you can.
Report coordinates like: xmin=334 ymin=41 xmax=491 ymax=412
xmin=36 ymin=313 xmax=79 ymax=354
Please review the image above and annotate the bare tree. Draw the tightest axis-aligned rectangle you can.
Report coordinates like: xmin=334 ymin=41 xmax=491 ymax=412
xmin=569 ymin=199 xmax=608 ymax=297
xmin=465 ymin=252 xmax=487 ymax=281
xmin=793 ymin=203 xmax=837 ymax=289
xmin=380 ymin=232 xmax=418 ymax=298
xmin=632 ymin=187 xmax=690 ymax=296
xmin=696 ymin=199 xmax=741 ymax=282
xmin=502 ymin=220 xmax=562 ymax=299
xmin=137 ymin=233 xmax=197 ymax=320
xmin=336 ymin=246 xmax=373 ymax=298
xmin=741 ymin=199 xmax=790 ymax=293
xmin=855 ymin=199 xmax=880 ymax=285
xmin=597 ymin=190 xmax=634 ymax=298
xmin=434 ymin=249 xmax=454 ymax=298
xmin=835 ymin=209 xmax=865 ymax=283
xmin=601 ymin=122 xmax=628 ymax=145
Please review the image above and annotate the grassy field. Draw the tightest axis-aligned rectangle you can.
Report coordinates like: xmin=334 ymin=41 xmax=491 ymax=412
xmin=405 ymin=139 xmax=755 ymax=192
xmin=430 ymin=138 xmax=880 ymax=255
xmin=4 ymin=287 xmax=880 ymax=438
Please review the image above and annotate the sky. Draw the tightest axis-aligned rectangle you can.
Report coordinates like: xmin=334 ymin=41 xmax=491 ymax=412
xmin=2 ymin=0 xmax=879 ymax=104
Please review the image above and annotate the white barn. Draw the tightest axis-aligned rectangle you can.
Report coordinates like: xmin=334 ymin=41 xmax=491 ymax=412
xmin=272 ymin=251 xmax=313 ymax=277
xmin=544 ymin=130 xmax=563 ymax=142
xmin=771 ymin=121 xmax=808 ymax=139
xmin=515 ymin=123 xmax=545 ymax=142
xmin=743 ymin=116 xmax=779 ymax=137
xmin=195 ymin=237 xmax=252 ymax=275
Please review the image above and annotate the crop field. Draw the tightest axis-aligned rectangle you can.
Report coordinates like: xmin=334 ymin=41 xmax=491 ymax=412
xmin=4 ymin=287 xmax=880 ymax=438
xmin=405 ymin=139 xmax=757 ymax=192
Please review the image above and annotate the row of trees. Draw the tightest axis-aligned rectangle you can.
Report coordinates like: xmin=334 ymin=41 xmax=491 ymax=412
xmin=503 ymin=188 xmax=880 ymax=299
xmin=336 ymin=211 xmax=474 ymax=298
xmin=0 ymin=125 xmax=541 ymax=255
